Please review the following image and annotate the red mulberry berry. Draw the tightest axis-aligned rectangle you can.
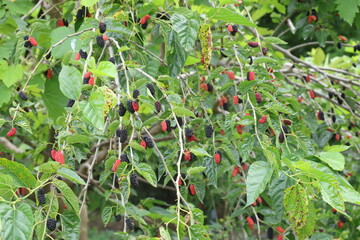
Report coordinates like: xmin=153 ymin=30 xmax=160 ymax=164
xmin=140 ymin=140 xmax=147 ymax=149
xmin=75 ymin=53 xmax=80 ymax=60
xmin=308 ymin=90 xmax=316 ymax=99
xmin=259 ymin=115 xmax=267 ymax=124
xmin=108 ymin=57 xmax=115 ymax=64
xmin=132 ymin=100 xmax=139 ymax=112
xmin=337 ymin=221 xmax=344 ymax=228
xmin=88 ymin=77 xmax=94 ymax=85
xmin=188 ymin=184 xmax=196 ymax=196
xmin=29 ymin=37 xmax=38 ymax=46
xmin=50 ymin=150 xmax=56 ymax=160
xmin=55 ymin=151 xmax=65 ymax=164
xmin=140 ymin=14 xmax=150 ymax=24
xmin=112 ymin=159 xmax=121 ymax=172
xmin=177 ymin=175 xmax=183 ymax=185
xmin=307 ymin=15 xmax=317 ymax=24
xmin=183 ymin=151 xmax=192 ymax=161
xmin=199 ymin=83 xmax=208 ymax=91
xmin=262 ymin=47 xmax=267 ymax=55
xmin=332 ymin=208 xmax=337 ymax=214
xmin=339 ymin=215 xmax=346 ymax=223
xmin=214 ymin=151 xmax=221 ymax=164
xmin=247 ymin=71 xmax=255 ymax=81
xmin=127 ymin=100 xmax=135 ymax=113
xmin=232 ymin=166 xmax=240 ymax=177
xmin=278 ymin=235 xmax=284 ymax=240
xmin=161 ymin=120 xmax=171 ymax=132
xmin=141 ymin=22 xmax=148 ymax=29
xmin=246 ymin=217 xmax=254 ymax=230
xmin=236 ymin=125 xmax=243 ymax=134
xmin=276 ymin=226 xmax=284 ymax=233
xmin=6 ymin=128 xmax=16 ymax=137
xmin=283 ymin=119 xmax=292 ymax=125
xmin=46 ymin=69 xmax=53 ymax=79
xmin=255 ymin=92 xmax=262 ymax=103
xmin=248 ymin=42 xmax=259 ymax=48
xmin=233 ymin=96 xmax=239 ymax=105
xmin=227 ymin=71 xmax=235 ymax=80
xmin=84 ymin=71 xmax=92 ymax=79
xmin=102 ymin=34 xmax=109 ymax=41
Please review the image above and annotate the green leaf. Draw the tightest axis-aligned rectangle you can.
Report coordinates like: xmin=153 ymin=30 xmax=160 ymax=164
xmin=135 ymin=163 xmax=157 ymax=187
xmin=187 ymin=167 xmax=206 ymax=175
xmin=190 ymin=148 xmax=210 ymax=157
xmin=253 ymin=57 xmax=278 ymax=64
xmin=171 ymin=13 xmax=200 ymax=51
xmin=159 ymin=226 xmax=171 ymax=240
xmin=298 ymin=200 xmax=316 ymax=239
xmin=315 ymin=29 xmax=328 ymax=48
xmin=34 ymin=209 xmax=45 ymax=240
xmin=293 ymin=161 xmax=337 ymax=184
xmin=38 ymin=161 xmax=60 ymax=173
xmin=79 ymin=96 xmax=105 ymax=130
xmin=264 ymin=102 xmax=294 ymax=115
xmin=310 ymin=233 xmax=333 ymax=240
xmin=50 ymin=28 xmax=79 ymax=59
xmin=42 ymin=77 xmax=67 ymax=120
xmin=323 ymin=145 xmax=349 ymax=152
xmin=101 ymin=206 xmax=113 ymax=225
xmin=61 ymin=211 xmax=80 ymax=240
xmin=246 ymin=161 xmax=273 ymax=206
xmin=335 ymin=0 xmax=360 ymax=25
xmin=0 ymin=203 xmax=34 ymax=240
xmin=81 ymin=0 xmax=99 ymax=7
xmin=0 ymin=175 xmax=16 ymax=200
xmin=91 ymin=61 xmax=117 ymax=78
xmin=319 ymin=181 xmax=345 ymax=213
xmin=262 ymin=37 xmax=287 ymax=45
xmin=0 ymin=158 xmax=36 ymax=188
xmin=53 ymin=180 xmax=80 ymax=216
xmin=317 ymin=152 xmax=345 ymax=171
xmin=57 ymin=168 xmax=86 ymax=185
xmin=173 ymin=107 xmax=196 ymax=117
xmin=0 ymin=60 xmax=23 ymax=88
xmin=339 ymin=185 xmax=360 ymax=205
xmin=66 ymin=134 xmax=91 ymax=145
xmin=208 ymin=8 xmax=257 ymax=27
xmin=167 ymin=30 xmax=187 ymax=77
xmin=59 ymin=66 xmax=82 ymax=100
xmin=268 ymin=173 xmax=294 ymax=223
xmin=238 ymin=80 xmax=257 ymax=94
xmin=283 ymin=184 xmax=309 ymax=236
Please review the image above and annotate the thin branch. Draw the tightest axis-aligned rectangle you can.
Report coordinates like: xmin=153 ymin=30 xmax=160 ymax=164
xmin=129 ymin=40 xmax=168 ymax=66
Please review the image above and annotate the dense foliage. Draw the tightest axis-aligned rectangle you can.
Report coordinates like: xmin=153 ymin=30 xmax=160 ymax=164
xmin=0 ymin=0 xmax=360 ymax=239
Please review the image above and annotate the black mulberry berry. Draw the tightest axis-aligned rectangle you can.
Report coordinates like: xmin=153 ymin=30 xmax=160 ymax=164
xmin=37 ymin=188 xmax=46 ymax=205
xmin=116 ymin=129 xmax=128 ymax=143
xmin=114 ymin=213 xmax=121 ymax=222
xmin=146 ymin=83 xmax=155 ymax=96
xmin=156 ymin=12 xmax=170 ymax=20
xmin=267 ymin=227 xmax=273 ymax=239
xmin=45 ymin=51 xmax=52 ymax=59
xmin=126 ymin=217 xmax=134 ymax=230
xmin=76 ymin=7 xmax=84 ymax=19
xmin=23 ymin=36 xmax=32 ymax=48
xmin=279 ymin=133 xmax=285 ymax=143
xmin=18 ymin=91 xmax=28 ymax=101
xmin=96 ymin=35 xmax=105 ymax=48
xmin=282 ymin=125 xmax=289 ymax=134
xmin=120 ymin=153 xmax=130 ymax=163
xmin=133 ymin=89 xmax=140 ymax=99
xmin=67 ymin=99 xmax=75 ymax=107
xmin=118 ymin=102 xmax=126 ymax=116
xmin=130 ymin=173 xmax=139 ymax=188
xmin=141 ymin=22 xmax=148 ymax=29
xmin=176 ymin=117 xmax=183 ymax=126
xmin=155 ymin=101 xmax=161 ymax=113
xmin=47 ymin=218 xmax=56 ymax=231
xmin=108 ymin=57 xmax=115 ymax=64
xmin=339 ymin=215 xmax=347 ymax=223
xmin=205 ymin=125 xmax=213 ymax=138
xmin=99 ymin=22 xmax=106 ymax=33
xmin=143 ymin=136 xmax=153 ymax=148
xmin=185 ymin=128 xmax=193 ymax=138
xmin=79 ymin=49 xmax=87 ymax=59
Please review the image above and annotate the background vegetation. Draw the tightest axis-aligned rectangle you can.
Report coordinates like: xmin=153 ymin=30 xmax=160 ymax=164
xmin=0 ymin=0 xmax=360 ymax=239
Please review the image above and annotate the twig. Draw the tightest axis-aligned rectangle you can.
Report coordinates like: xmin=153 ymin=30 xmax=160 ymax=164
xmin=21 ymin=0 xmax=44 ymax=20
